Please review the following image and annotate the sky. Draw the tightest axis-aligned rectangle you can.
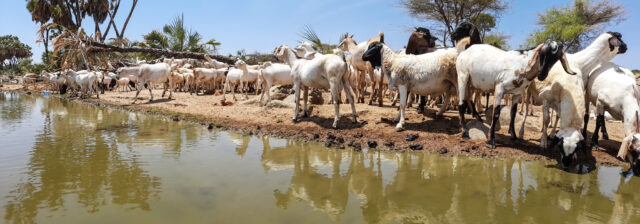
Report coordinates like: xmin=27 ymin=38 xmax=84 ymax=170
xmin=1 ymin=0 xmax=638 ymax=69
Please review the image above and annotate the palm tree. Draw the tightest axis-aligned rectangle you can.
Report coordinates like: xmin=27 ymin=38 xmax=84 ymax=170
xmin=143 ymin=13 xmax=218 ymax=54
xmin=204 ymin=39 xmax=221 ymax=54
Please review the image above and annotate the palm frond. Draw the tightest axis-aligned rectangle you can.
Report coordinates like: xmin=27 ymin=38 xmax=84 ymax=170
xmin=298 ymin=25 xmax=323 ymax=51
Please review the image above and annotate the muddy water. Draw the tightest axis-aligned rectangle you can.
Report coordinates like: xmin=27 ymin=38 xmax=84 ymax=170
xmin=1 ymin=92 xmax=639 ymax=223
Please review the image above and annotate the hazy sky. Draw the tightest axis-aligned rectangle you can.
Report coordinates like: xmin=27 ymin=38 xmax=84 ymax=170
xmin=1 ymin=0 xmax=638 ymax=68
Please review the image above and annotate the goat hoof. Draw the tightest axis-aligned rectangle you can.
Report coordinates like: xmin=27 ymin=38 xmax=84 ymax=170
xmin=602 ymin=134 xmax=609 ymax=140
xmin=461 ymin=132 xmax=470 ymax=139
xmin=292 ymin=119 xmax=299 ymax=123
xmin=591 ymin=145 xmax=600 ymax=151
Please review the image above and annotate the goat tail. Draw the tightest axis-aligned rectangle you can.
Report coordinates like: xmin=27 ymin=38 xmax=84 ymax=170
xmin=456 ymin=37 xmax=472 ymax=53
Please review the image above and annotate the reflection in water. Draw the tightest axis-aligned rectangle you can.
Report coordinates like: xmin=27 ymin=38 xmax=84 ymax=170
xmin=259 ymin=135 xmax=640 ymax=223
xmin=1 ymin=93 xmax=640 ymax=223
xmin=1 ymin=93 xmax=204 ymax=223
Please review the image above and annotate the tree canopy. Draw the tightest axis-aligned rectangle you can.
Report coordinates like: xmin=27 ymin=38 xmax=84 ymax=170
xmin=0 ymin=35 xmax=32 ymax=67
xmin=141 ymin=14 xmax=220 ymax=54
xmin=524 ymin=0 xmax=625 ymax=52
xmin=401 ymin=0 xmax=508 ymax=46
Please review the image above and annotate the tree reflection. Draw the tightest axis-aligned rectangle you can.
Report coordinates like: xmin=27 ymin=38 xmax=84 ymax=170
xmin=3 ymin=96 xmax=171 ymax=223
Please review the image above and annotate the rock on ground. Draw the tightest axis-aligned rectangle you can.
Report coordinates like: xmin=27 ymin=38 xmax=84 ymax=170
xmin=467 ymin=120 xmax=489 ymax=140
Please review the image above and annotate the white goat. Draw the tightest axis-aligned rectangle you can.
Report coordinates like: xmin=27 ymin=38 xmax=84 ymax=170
xmin=204 ymin=55 xmax=229 ymax=69
xmin=274 ymin=45 xmax=357 ymax=129
xmin=61 ymin=69 xmax=100 ymax=98
xmin=224 ymin=60 xmax=249 ymax=101
xmin=522 ymin=32 xmax=626 ymax=167
xmin=258 ymin=61 xmax=292 ymax=106
xmin=584 ymin=63 xmax=640 ymax=168
xmin=456 ymin=40 xmax=575 ymax=148
xmin=117 ymin=63 xmax=173 ymax=104
xmin=361 ymin=40 xmax=463 ymax=132
xmin=294 ymin=42 xmax=318 ymax=59
xmin=235 ymin=61 xmax=260 ymax=95
xmin=193 ymin=67 xmax=220 ymax=95
xmin=117 ymin=77 xmax=132 ymax=92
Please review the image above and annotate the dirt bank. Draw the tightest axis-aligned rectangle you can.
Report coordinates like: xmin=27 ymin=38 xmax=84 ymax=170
xmin=2 ymin=83 xmax=630 ymax=167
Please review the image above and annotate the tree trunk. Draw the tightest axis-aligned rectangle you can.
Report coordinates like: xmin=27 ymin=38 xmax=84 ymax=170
xmin=119 ymin=0 xmax=138 ymax=39
xmin=43 ymin=28 xmax=50 ymax=64
xmin=84 ymin=39 xmax=237 ymax=64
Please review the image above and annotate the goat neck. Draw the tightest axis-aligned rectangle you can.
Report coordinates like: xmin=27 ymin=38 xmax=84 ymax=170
xmin=280 ymin=46 xmax=299 ymax=66
xmin=380 ymin=44 xmax=396 ymax=72
xmin=569 ymin=34 xmax=618 ymax=79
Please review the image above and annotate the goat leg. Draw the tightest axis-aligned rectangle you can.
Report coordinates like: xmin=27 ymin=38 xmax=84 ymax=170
xmin=487 ymin=105 xmax=501 ymax=149
xmin=509 ymin=103 xmax=518 ymax=140
xmin=469 ymin=100 xmax=482 ymax=123
xmin=600 ymin=115 xmax=609 ymax=140
xmin=591 ymin=114 xmax=603 ymax=151
xmin=458 ymin=101 xmax=469 ymax=139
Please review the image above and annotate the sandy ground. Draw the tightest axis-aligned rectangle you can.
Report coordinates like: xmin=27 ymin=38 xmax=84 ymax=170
xmin=2 ymin=83 xmax=630 ymax=167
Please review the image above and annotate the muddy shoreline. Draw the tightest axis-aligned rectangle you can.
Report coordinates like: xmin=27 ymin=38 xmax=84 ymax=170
xmin=1 ymin=84 xmax=629 ymax=167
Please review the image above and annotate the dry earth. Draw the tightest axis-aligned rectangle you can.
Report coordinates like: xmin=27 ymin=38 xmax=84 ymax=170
xmin=2 ymin=83 xmax=631 ymax=167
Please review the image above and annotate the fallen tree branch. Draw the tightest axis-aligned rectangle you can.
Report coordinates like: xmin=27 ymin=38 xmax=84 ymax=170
xmin=84 ymin=39 xmax=237 ymax=64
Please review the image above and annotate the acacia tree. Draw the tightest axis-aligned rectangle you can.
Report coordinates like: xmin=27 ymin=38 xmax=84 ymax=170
xmin=524 ymin=0 xmax=625 ymax=52
xmin=0 ymin=36 xmax=32 ymax=71
xmin=401 ymin=0 xmax=508 ymax=46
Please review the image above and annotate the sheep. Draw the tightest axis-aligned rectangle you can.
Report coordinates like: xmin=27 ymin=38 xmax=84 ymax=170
xmin=339 ymin=32 xmax=385 ymax=106
xmin=274 ymin=45 xmax=357 ymax=129
xmin=456 ymin=40 xmax=575 ymax=148
xmin=361 ymin=23 xmax=478 ymax=132
xmin=258 ymin=61 xmax=292 ymax=106
xmin=584 ymin=63 xmax=640 ymax=169
xmin=117 ymin=62 xmax=173 ymax=104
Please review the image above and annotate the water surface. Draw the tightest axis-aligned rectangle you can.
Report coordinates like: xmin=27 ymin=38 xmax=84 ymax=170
xmin=1 ymin=93 xmax=639 ymax=223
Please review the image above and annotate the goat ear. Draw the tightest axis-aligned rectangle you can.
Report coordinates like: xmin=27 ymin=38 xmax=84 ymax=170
xmin=619 ymin=135 xmax=633 ymax=159
xmin=523 ymin=44 xmax=543 ymax=78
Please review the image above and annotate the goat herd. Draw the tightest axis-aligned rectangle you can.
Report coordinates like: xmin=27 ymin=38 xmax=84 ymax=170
xmin=26 ymin=22 xmax=637 ymax=173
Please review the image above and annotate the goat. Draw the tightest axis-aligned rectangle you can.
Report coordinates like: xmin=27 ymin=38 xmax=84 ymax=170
xmin=522 ymin=32 xmax=626 ymax=167
xmin=405 ymin=27 xmax=438 ymax=55
xmin=361 ymin=23 xmax=479 ymax=132
xmin=117 ymin=63 xmax=173 ymax=104
xmin=584 ymin=63 xmax=640 ymax=172
xmin=258 ymin=61 xmax=292 ymax=106
xmin=61 ymin=69 xmax=100 ymax=98
xmin=204 ymin=55 xmax=229 ymax=69
xmin=224 ymin=60 xmax=249 ymax=101
xmin=294 ymin=42 xmax=318 ymax=59
xmin=117 ymin=77 xmax=132 ymax=92
xmin=456 ymin=40 xmax=575 ymax=148
xmin=193 ymin=67 xmax=219 ymax=95
xmin=274 ymin=45 xmax=357 ymax=129
xmin=339 ymin=32 xmax=385 ymax=106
